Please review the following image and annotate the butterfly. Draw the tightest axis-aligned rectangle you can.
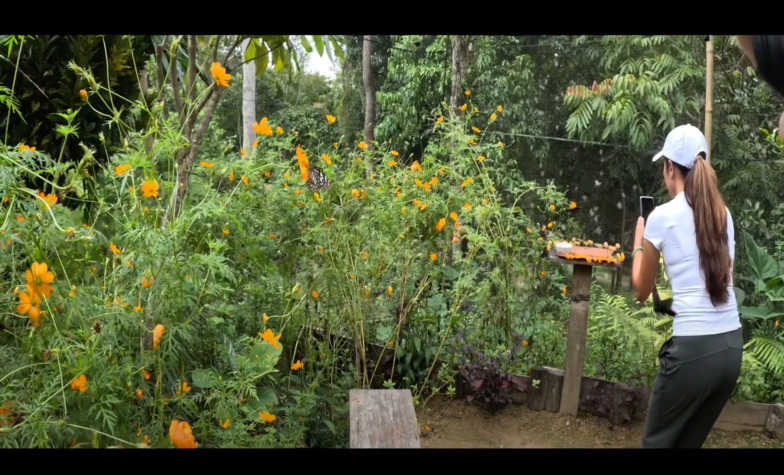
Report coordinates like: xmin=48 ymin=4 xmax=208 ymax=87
xmin=307 ymin=166 xmax=332 ymax=192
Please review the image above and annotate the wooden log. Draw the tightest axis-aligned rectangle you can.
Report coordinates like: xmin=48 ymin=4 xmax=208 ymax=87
xmin=527 ymin=367 xmax=564 ymax=413
xmin=559 ymin=264 xmax=593 ymax=416
xmin=713 ymin=401 xmax=770 ymax=433
xmin=349 ymin=389 xmax=421 ymax=448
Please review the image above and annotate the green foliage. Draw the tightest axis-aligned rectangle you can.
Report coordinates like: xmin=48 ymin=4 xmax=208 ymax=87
xmin=0 ymin=35 xmax=155 ymax=165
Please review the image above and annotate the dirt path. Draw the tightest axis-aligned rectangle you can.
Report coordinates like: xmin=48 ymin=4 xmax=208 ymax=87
xmin=415 ymin=396 xmax=784 ymax=449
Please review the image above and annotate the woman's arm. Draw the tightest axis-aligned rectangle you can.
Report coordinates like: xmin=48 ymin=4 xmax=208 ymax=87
xmin=631 ymin=216 xmax=661 ymax=303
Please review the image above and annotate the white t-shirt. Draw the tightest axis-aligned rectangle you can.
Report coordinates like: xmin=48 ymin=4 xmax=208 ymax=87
xmin=643 ymin=192 xmax=741 ymax=336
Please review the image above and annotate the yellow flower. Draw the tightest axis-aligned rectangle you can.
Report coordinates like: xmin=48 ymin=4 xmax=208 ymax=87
xmin=263 ymin=313 xmax=269 ymax=325
xmin=411 ymin=161 xmax=422 ymax=172
xmin=229 ymin=170 xmax=234 ymax=182
xmin=436 ymin=116 xmax=444 ymax=124
xmin=464 ymin=203 xmax=471 ymax=210
xmin=312 ymin=290 xmax=319 ymax=299
xmin=472 ymin=126 xmax=481 ymax=134
xmin=242 ymin=176 xmax=249 ymax=186
xmin=136 ymin=388 xmax=144 ymax=400
xmin=388 ymin=160 xmax=397 ymax=167
xmin=461 ymin=177 xmax=474 ymax=188
xmin=177 ymin=381 xmax=192 ymax=396
xmin=71 ymin=374 xmax=88 ymax=393
xmin=19 ymin=144 xmax=36 ymax=152
xmin=563 ymin=286 xmax=567 ymax=295
xmin=477 ymin=156 xmax=485 ymax=162
xmin=240 ymin=148 xmax=247 ymax=157
xmin=464 ymin=90 xmax=470 ymax=97
xmin=141 ymin=179 xmax=159 ymax=198
xmin=459 ymin=104 xmax=467 ymax=112
xmin=220 ymin=418 xmax=231 ymax=429
xmin=114 ymin=164 xmax=131 ymax=176
xmin=430 ymin=253 xmax=437 ymax=262
xmin=570 ymin=201 xmax=577 ymax=210
xmin=321 ymin=154 xmax=332 ymax=166
xmin=110 ymin=242 xmax=122 ymax=254
xmin=436 ymin=218 xmax=447 ymax=232
xmin=314 ymin=192 xmax=321 ymax=203
xmin=211 ymin=62 xmax=231 ymax=88
xmin=258 ymin=411 xmax=276 ymax=423
xmin=490 ymin=113 xmax=497 ymax=121
xmin=258 ymin=328 xmax=282 ymax=349
xmin=153 ymin=324 xmax=165 ymax=350
xmin=387 ymin=286 xmax=393 ymax=296
xmin=450 ymin=211 xmax=459 ymax=222
xmin=468 ymin=140 xmax=477 ymax=146
xmin=79 ymin=89 xmax=88 ymax=100
xmin=549 ymin=204 xmax=556 ymax=211
xmin=253 ymin=117 xmax=273 ymax=137
xmin=358 ymin=141 xmax=367 ymax=150
xmin=497 ymin=105 xmax=503 ymax=113
xmin=291 ymin=360 xmax=304 ymax=371
xmin=276 ymin=126 xmax=284 ymax=135
xmin=326 ymin=114 xmax=336 ymax=123
xmin=390 ymin=150 xmax=399 ymax=157
xmin=200 ymin=161 xmax=213 ymax=168
xmin=169 ymin=419 xmax=196 ymax=449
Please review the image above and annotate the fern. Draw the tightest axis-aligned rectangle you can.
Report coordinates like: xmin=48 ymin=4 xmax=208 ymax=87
xmin=745 ymin=336 xmax=784 ymax=378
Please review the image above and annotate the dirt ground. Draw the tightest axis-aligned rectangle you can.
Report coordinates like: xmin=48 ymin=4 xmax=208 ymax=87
xmin=415 ymin=396 xmax=784 ymax=449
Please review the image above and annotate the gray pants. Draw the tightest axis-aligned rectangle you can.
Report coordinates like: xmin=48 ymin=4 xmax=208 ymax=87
xmin=642 ymin=327 xmax=743 ymax=448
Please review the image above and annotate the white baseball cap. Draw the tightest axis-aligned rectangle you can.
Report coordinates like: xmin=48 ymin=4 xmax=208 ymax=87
xmin=651 ymin=124 xmax=709 ymax=169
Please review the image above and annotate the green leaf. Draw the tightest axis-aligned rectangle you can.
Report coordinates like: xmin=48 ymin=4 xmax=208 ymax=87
xmin=208 ymin=316 xmax=225 ymax=326
xmin=275 ymin=51 xmax=284 ymax=73
xmin=257 ymin=386 xmax=278 ymax=407
xmin=739 ymin=305 xmax=784 ymax=320
xmin=329 ymin=35 xmax=344 ymax=61
xmin=300 ymin=36 xmax=313 ymax=53
xmin=734 ymin=287 xmax=745 ymax=308
xmin=744 ymin=231 xmax=778 ymax=281
xmin=323 ymin=419 xmax=336 ymax=435
xmin=244 ymin=39 xmax=257 ymax=63
xmin=313 ymin=36 xmax=325 ymax=56
xmin=191 ymin=368 xmax=222 ymax=388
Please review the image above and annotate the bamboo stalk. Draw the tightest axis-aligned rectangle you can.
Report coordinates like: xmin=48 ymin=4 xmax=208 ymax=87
xmin=705 ymin=36 xmax=714 ymax=158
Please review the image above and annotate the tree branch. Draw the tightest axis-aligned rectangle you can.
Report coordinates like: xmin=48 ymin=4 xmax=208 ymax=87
xmin=169 ymin=37 xmax=184 ymax=123
xmin=187 ymin=35 xmax=197 ymax=105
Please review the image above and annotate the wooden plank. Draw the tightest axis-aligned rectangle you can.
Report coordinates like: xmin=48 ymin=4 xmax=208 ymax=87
xmin=713 ymin=400 xmax=771 ymax=432
xmin=559 ymin=264 xmax=593 ymax=416
xmin=527 ymin=367 xmax=564 ymax=412
xmin=349 ymin=389 xmax=421 ymax=448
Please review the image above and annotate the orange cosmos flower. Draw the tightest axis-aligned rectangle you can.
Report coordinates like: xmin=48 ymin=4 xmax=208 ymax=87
xmin=211 ymin=62 xmax=231 ymax=88
xmin=153 ymin=324 xmax=165 ymax=350
xmin=169 ymin=419 xmax=196 ymax=448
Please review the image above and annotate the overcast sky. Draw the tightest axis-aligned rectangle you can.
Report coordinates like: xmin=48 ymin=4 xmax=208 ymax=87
xmin=304 ymin=50 xmax=339 ymax=80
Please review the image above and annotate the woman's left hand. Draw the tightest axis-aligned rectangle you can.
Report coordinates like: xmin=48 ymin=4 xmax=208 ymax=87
xmin=634 ymin=216 xmax=645 ymax=249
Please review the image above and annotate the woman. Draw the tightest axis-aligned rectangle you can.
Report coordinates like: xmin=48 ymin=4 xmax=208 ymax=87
xmin=631 ymin=124 xmax=743 ymax=448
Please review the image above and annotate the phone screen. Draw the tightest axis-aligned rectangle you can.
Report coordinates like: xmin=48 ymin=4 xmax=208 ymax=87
xmin=640 ymin=196 xmax=655 ymax=222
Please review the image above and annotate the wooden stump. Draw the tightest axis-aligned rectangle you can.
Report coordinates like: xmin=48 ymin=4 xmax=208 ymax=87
xmin=527 ymin=367 xmax=564 ymax=413
xmin=349 ymin=389 xmax=421 ymax=448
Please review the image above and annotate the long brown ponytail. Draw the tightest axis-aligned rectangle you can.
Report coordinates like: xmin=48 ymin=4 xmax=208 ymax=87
xmin=677 ymin=155 xmax=732 ymax=306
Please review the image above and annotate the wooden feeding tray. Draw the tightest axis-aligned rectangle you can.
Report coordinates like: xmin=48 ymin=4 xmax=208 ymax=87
xmin=548 ymin=245 xmax=623 ymax=268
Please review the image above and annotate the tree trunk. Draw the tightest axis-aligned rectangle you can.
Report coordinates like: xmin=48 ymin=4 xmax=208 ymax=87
xmin=362 ymin=35 xmax=376 ymax=150
xmin=450 ymin=35 xmax=467 ymax=115
xmin=242 ymin=38 xmax=256 ymax=155
xmin=166 ymin=88 xmax=225 ymax=222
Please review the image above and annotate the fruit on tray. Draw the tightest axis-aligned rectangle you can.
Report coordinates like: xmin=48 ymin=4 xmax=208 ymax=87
xmin=549 ymin=239 xmax=625 ymax=264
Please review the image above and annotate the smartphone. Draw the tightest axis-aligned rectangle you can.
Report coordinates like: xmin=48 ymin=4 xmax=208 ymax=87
xmin=640 ymin=196 xmax=655 ymax=222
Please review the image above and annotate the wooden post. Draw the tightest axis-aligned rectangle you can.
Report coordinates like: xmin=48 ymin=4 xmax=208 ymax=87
xmin=559 ymin=264 xmax=593 ymax=416
xmin=705 ymin=35 xmax=714 ymax=158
